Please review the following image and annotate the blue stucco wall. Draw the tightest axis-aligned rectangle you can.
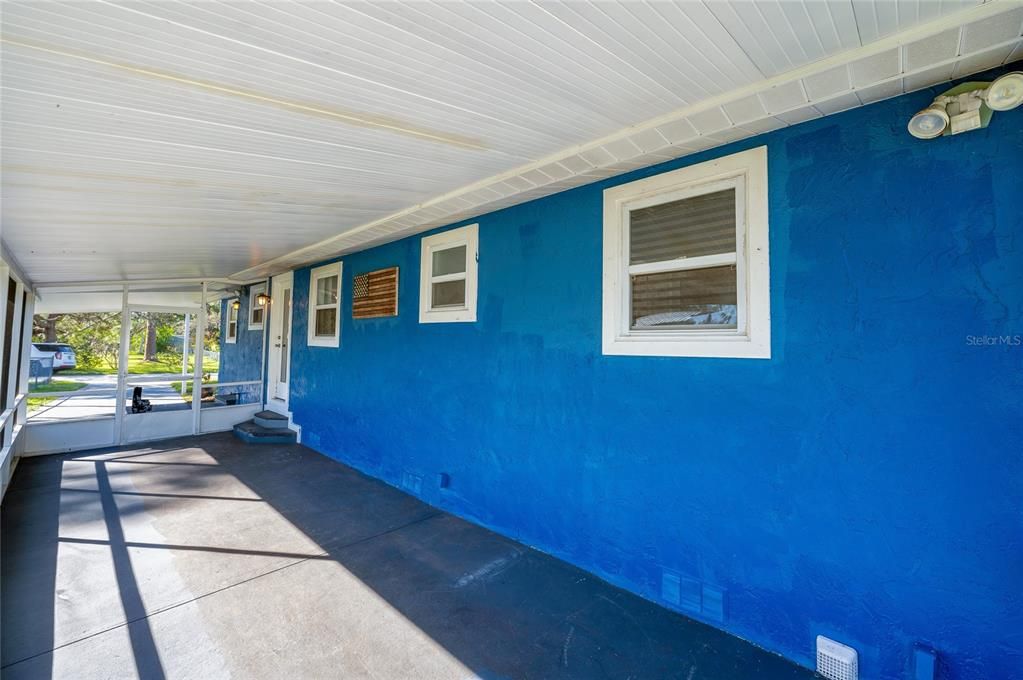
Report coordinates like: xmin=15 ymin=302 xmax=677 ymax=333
xmin=223 ymin=67 xmax=1022 ymax=679
xmin=219 ymin=287 xmax=264 ymax=404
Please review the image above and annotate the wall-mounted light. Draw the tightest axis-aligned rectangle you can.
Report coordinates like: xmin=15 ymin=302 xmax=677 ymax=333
xmin=908 ymin=72 xmax=1023 ymax=139
xmin=231 ymin=299 xmax=240 ymax=310
xmin=256 ymin=292 xmax=271 ymax=306
xmin=986 ymin=71 xmax=1023 ymax=111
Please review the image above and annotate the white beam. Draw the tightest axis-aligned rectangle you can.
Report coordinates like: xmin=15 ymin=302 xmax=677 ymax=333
xmin=115 ymin=286 xmax=130 ymax=445
xmin=191 ymin=282 xmax=207 ymax=435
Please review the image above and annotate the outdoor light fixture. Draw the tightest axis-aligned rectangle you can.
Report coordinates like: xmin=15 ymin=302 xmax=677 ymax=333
xmin=986 ymin=71 xmax=1023 ymax=111
xmin=908 ymin=73 xmax=1023 ymax=140
xmin=907 ymin=102 xmax=950 ymax=139
xmin=256 ymin=292 xmax=271 ymax=306
xmin=231 ymin=299 xmax=240 ymax=310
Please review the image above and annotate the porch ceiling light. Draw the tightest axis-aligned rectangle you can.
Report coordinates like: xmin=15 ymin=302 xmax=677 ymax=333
xmin=908 ymin=74 xmax=1022 ymax=140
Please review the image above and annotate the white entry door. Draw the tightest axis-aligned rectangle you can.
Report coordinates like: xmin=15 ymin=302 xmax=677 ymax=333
xmin=267 ymin=271 xmax=294 ymax=414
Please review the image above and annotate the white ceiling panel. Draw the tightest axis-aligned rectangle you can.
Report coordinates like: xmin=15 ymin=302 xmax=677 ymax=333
xmin=853 ymin=0 xmax=982 ymax=43
xmin=2 ymin=0 xmax=1021 ymax=286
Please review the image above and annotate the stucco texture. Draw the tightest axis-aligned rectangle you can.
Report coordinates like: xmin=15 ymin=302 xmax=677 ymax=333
xmin=225 ymin=65 xmax=1023 ymax=679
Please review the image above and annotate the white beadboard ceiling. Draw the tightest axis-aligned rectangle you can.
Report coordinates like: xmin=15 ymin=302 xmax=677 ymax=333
xmin=2 ymin=0 xmax=1021 ymax=287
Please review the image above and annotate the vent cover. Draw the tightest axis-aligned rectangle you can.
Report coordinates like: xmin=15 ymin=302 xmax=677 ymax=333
xmin=353 ymin=266 xmax=399 ymax=319
xmin=816 ymin=636 xmax=858 ymax=680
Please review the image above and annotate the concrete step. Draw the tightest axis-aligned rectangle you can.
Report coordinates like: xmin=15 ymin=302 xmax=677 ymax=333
xmin=253 ymin=410 xmax=290 ymax=430
xmin=233 ymin=420 xmax=297 ymax=445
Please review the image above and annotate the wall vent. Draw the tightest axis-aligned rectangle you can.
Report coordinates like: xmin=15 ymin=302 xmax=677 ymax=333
xmin=401 ymin=470 xmax=422 ymax=495
xmin=660 ymin=570 xmax=702 ymax=614
xmin=914 ymin=645 xmax=937 ymax=680
xmin=661 ymin=571 xmax=681 ymax=606
xmin=816 ymin=636 xmax=858 ymax=680
xmin=701 ymin=584 xmax=726 ymax=622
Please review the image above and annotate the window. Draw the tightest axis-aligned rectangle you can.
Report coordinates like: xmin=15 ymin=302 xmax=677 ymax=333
xmin=602 ymin=146 xmax=770 ymax=358
xmin=419 ymin=223 xmax=478 ymax=323
xmin=308 ymin=262 xmax=341 ymax=347
xmin=226 ymin=300 xmax=238 ymax=344
xmin=248 ymin=282 xmax=267 ymax=331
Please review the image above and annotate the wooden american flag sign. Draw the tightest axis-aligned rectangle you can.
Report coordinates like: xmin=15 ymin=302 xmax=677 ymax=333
xmin=352 ymin=266 xmax=399 ymax=318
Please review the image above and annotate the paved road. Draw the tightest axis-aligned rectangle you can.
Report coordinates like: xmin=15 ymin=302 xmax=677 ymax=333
xmin=28 ymin=373 xmax=216 ymax=422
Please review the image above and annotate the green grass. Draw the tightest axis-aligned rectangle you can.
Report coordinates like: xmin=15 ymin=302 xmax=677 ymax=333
xmin=27 ymin=379 xmax=87 ymax=412
xmin=169 ymin=381 xmax=219 ymax=404
xmin=63 ymin=353 xmax=219 ymax=376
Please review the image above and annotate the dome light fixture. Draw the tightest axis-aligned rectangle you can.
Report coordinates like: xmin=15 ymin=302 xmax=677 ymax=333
xmin=908 ymin=74 xmax=1022 ymax=140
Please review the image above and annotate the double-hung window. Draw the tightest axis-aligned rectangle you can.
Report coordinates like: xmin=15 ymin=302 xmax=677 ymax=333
xmin=308 ymin=262 xmax=341 ymax=347
xmin=226 ymin=300 xmax=238 ymax=344
xmin=248 ymin=282 xmax=267 ymax=331
xmin=419 ymin=223 xmax=478 ymax=323
xmin=602 ymin=146 xmax=770 ymax=358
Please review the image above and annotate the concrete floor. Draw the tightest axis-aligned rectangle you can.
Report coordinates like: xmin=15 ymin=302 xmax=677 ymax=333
xmin=2 ymin=433 xmax=816 ymax=680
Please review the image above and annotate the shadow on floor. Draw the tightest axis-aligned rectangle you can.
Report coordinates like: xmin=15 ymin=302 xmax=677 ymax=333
xmin=2 ymin=433 xmax=816 ymax=679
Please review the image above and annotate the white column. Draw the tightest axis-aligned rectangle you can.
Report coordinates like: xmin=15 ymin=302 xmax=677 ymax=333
xmin=191 ymin=283 xmax=207 ymax=435
xmin=180 ymin=313 xmax=190 ymax=395
xmin=115 ymin=286 xmax=130 ymax=445
xmin=0 ymin=268 xmax=10 ymax=450
xmin=16 ymin=290 xmax=35 ymax=433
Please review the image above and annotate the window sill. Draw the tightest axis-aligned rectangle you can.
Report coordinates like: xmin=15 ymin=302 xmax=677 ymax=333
xmin=603 ymin=332 xmax=770 ymax=359
xmin=420 ymin=307 xmax=476 ymax=324
xmin=308 ymin=337 xmax=339 ymax=348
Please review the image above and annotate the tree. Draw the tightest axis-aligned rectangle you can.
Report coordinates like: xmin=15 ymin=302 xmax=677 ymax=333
xmin=205 ymin=302 xmax=221 ymax=351
xmin=32 ymin=312 xmax=120 ymax=369
xmin=33 ymin=314 xmax=65 ymax=342
xmin=144 ymin=315 xmax=157 ymax=361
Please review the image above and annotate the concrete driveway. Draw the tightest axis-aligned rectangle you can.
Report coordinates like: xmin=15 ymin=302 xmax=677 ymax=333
xmin=28 ymin=374 xmax=211 ymax=422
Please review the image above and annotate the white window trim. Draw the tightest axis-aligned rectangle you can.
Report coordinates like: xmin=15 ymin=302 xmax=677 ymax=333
xmin=419 ymin=223 xmax=478 ymax=324
xmin=248 ymin=282 xmax=267 ymax=331
xmin=225 ymin=300 xmax=238 ymax=344
xmin=602 ymin=146 xmax=770 ymax=359
xmin=307 ymin=262 xmax=342 ymax=348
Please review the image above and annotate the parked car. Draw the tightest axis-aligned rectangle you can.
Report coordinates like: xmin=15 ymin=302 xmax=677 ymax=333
xmin=33 ymin=343 xmax=77 ymax=371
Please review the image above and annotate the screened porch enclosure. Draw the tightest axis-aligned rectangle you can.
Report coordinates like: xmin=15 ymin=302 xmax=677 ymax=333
xmin=17 ymin=281 xmax=263 ymax=457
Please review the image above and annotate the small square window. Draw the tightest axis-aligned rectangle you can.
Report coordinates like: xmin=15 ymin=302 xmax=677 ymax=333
xmin=225 ymin=300 xmax=238 ymax=344
xmin=419 ymin=224 xmax=478 ymax=323
xmin=308 ymin=262 xmax=341 ymax=347
xmin=248 ymin=282 xmax=267 ymax=331
xmin=602 ymin=146 xmax=770 ymax=358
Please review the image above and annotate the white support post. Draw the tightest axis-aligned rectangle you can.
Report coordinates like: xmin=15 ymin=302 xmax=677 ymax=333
xmin=16 ymin=290 xmax=35 ymax=432
xmin=260 ymin=278 xmax=269 ymax=409
xmin=115 ymin=286 xmax=130 ymax=446
xmin=0 ymin=268 xmax=10 ymax=450
xmin=181 ymin=313 xmax=190 ymax=395
xmin=192 ymin=282 xmax=207 ymax=435
xmin=7 ymin=282 xmax=24 ymax=435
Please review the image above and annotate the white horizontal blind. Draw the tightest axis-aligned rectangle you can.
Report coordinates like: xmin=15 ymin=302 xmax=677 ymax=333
xmin=627 ymin=185 xmax=740 ymax=330
xmin=630 ymin=189 xmax=736 ymax=265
